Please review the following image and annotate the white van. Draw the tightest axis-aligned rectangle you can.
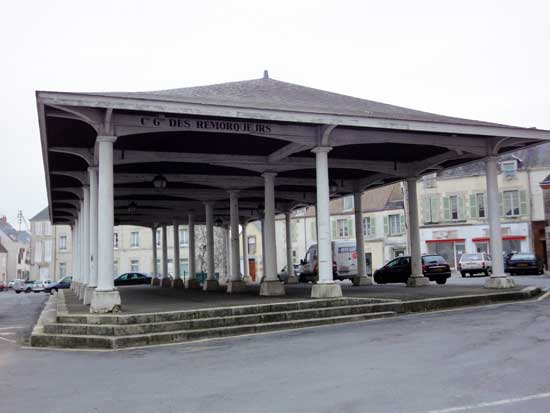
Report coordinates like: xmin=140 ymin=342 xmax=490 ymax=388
xmin=299 ymin=241 xmax=367 ymax=283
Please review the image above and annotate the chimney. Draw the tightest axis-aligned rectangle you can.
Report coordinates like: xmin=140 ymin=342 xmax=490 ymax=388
xmin=0 ymin=216 xmax=7 ymax=225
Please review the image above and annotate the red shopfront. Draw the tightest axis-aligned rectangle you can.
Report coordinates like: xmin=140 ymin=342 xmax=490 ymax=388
xmin=426 ymin=239 xmax=466 ymax=269
xmin=472 ymin=235 xmax=526 ymax=255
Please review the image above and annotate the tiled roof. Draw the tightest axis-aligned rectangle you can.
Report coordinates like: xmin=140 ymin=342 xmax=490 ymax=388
xmin=89 ymin=77 xmax=518 ymax=128
xmin=30 ymin=207 xmax=50 ymax=222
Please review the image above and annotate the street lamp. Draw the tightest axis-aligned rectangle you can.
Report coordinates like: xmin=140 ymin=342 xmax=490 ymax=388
xmin=128 ymin=201 xmax=137 ymax=214
xmin=152 ymin=174 xmax=168 ymax=190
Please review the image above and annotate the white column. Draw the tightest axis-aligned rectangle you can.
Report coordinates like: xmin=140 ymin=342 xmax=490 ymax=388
xmin=78 ymin=203 xmax=86 ymax=299
xmin=204 ymin=202 xmax=219 ymax=290
xmin=72 ymin=219 xmax=79 ymax=291
xmin=241 ymin=219 xmax=249 ymax=281
xmin=285 ymin=211 xmax=298 ymax=284
xmin=406 ymin=177 xmax=430 ymax=287
xmin=160 ymin=225 xmax=171 ymax=287
xmin=151 ymin=226 xmax=158 ymax=285
xmin=227 ymin=191 xmax=245 ymax=292
xmin=81 ymin=185 xmax=92 ymax=303
xmin=88 ymin=167 xmax=98 ymax=289
xmin=260 ymin=172 xmax=285 ymax=296
xmin=311 ymin=147 xmax=342 ymax=298
xmin=485 ymin=155 xmax=516 ymax=288
xmin=353 ymin=191 xmax=373 ymax=286
xmin=173 ymin=220 xmax=183 ymax=288
xmin=90 ymin=136 xmax=121 ymax=313
xmin=186 ymin=213 xmax=200 ymax=289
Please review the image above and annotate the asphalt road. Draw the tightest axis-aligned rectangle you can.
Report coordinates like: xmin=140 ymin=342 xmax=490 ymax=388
xmin=1 ymin=277 xmax=550 ymax=413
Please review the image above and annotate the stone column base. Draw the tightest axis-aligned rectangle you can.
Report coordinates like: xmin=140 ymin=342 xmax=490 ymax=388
xmin=186 ymin=278 xmax=201 ymax=289
xmin=71 ymin=281 xmax=78 ymax=292
xmin=83 ymin=286 xmax=96 ymax=305
xmin=151 ymin=277 xmax=160 ymax=286
xmin=260 ymin=280 xmax=285 ymax=296
xmin=311 ymin=283 xmax=343 ymax=298
xmin=203 ymin=279 xmax=220 ymax=291
xmin=78 ymin=283 xmax=88 ymax=300
xmin=352 ymin=276 xmax=373 ymax=286
xmin=407 ymin=276 xmax=430 ymax=287
xmin=172 ymin=278 xmax=185 ymax=289
xmin=90 ymin=290 xmax=121 ymax=314
xmin=241 ymin=275 xmax=253 ymax=284
xmin=286 ymin=275 xmax=299 ymax=284
xmin=226 ymin=279 xmax=247 ymax=293
xmin=160 ymin=278 xmax=172 ymax=288
xmin=485 ymin=276 xmax=517 ymax=289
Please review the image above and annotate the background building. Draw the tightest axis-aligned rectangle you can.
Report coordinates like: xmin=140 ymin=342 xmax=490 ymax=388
xmin=0 ymin=215 xmax=31 ymax=281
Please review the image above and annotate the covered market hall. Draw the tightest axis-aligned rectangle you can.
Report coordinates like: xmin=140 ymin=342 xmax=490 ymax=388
xmin=36 ymin=71 xmax=550 ymax=313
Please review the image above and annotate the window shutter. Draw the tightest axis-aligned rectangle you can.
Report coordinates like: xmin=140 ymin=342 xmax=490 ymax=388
xmin=422 ymin=196 xmax=430 ymax=224
xmin=371 ymin=217 xmax=377 ymax=237
xmin=442 ymin=196 xmax=451 ymax=221
xmin=400 ymin=214 xmax=406 ymax=234
xmin=331 ymin=220 xmax=337 ymax=239
xmin=499 ymin=192 xmax=504 ymax=217
xmin=519 ymin=190 xmax=528 ymax=216
xmin=347 ymin=219 xmax=354 ymax=238
xmin=383 ymin=216 xmax=389 ymax=235
xmin=432 ymin=197 xmax=440 ymax=223
xmin=469 ymin=194 xmax=478 ymax=219
xmin=458 ymin=194 xmax=465 ymax=220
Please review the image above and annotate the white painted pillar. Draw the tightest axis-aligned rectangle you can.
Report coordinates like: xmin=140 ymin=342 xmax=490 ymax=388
xmin=311 ymin=147 xmax=342 ymax=298
xmin=260 ymin=172 xmax=285 ymax=296
xmin=353 ymin=191 xmax=373 ymax=286
xmin=88 ymin=167 xmax=98 ymax=289
xmin=72 ymin=219 xmax=79 ymax=290
xmin=261 ymin=217 xmax=266 ymax=278
xmin=78 ymin=203 xmax=86 ymax=299
xmin=485 ymin=155 xmax=516 ymax=288
xmin=160 ymin=225 xmax=171 ymax=287
xmin=406 ymin=177 xmax=429 ymax=287
xmin=204 ymin=202 xmax=219 ymax=290
xmin=186 ymin=213 xmax=200 ymax=289
xmin=173 ymin=220 xmax=183 ymax=288
xmin=81 ymin=185 xmax=92 ymax=303
xmin=227 ymin=191 xmax=245 ymax=292
xmin=241 ymin=219 xmax=249 ymax=281
xmin=285 ymin=211 xmax=298 ymax=284
xmin=151 ymin=226 xmax=158 ymax=285
xmin=90 ymin=136 xmax=121 ymax=313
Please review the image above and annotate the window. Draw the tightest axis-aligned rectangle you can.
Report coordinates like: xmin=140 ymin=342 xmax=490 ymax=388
xmin=34 ymin=240 xmax=42 ymax=263
xmin=310 ymin=221 xmax=317 ymax=241
xmin=343 ymin=196 xmax=354 ymax=211
xmin=387 ymin=214 xmax=403 ymax=236
xmin=449 ymin=195 xmax=459 ymax=220
xmin=43 ymin=222 xmax=51 ymax=236
xmin=248 ymin=236 xmax=257 ymax=255
xmin=168 ymin=259 xmax=174 ymax=276
xmin=113 ymin=233 xmax=119 ymax=248
xmin=422 ymin=173 xmax=437 ymax=188
xmin=363 ymin=216 xmax=376 ymax=237
xmin=130 ymin=259 xmax=139 ymax=272
xmin=44 ymin=240 xmax=52 ymax=263
xmin=291 ymin=222 xmax=297 ymax=242
xmin=503 ymin=190 xmax=520 ymax=216
xmin=179 ymin=228 xmax=188 ymax=246
xmin=336 ymin=219 xmax=351 ymax=238
xmin=59 ymin=235 xmax=67 ymax=251
xmin=423 ymin=195 xmax=440 ymax=224
xmin=180 ymin=259 xmax=189 ymax=276
xmin=59 ymin=262 xmax=66 ymax=278
xmin=131 ymin=231 xmax=140 ymax=248
xmin=476 ymin=193 xmax=485 ymax=218
xmin=113 ymin=260 xmax=119 ymax=277
xmin=501 ymin=160 xmax=517 ymax=178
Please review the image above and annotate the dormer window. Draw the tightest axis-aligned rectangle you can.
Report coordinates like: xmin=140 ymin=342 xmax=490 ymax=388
xmin=501 ymin=160 xmax=517 ymax=179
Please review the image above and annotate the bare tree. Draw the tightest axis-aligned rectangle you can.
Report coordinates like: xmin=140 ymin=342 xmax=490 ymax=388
xmin=194 ymin=225 xmax=228 ymax=280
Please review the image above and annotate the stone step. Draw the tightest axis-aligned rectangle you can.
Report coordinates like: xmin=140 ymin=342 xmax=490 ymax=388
xmin=45 ymin=303 xmax=397 ymax=336
xmin=32 ymin=311 xmax=397 ymax=349
xmin=56 ymin=297 xmax=393 ymax=325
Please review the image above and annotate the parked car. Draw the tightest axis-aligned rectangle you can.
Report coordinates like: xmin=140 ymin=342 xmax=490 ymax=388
xmin=44 ymin=276 xmax=72 ymax=294
xmin=0 ymin=281 xmax=6 ymax=291
xmin=114 ymin=272 xmax=152 ymax=286
xmin=458 ymin=253 xmax=492 ymax=277
xmin=13 ymin=279 xmax=34 ymax=293
xmin=277 ymin=264 xmax=301 ymax=282
xmin=505 ymin=253 xmax=544 ymax=275
xmin=32 ymin=280 xmax=53 ymax=293
xmin=8 ymin=280 xmax=15 ymax=289
xmin=373 ymin=254 xmax=451 ymax=285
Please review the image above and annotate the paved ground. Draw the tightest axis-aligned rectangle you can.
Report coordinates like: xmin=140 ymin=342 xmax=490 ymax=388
xmin=64 ymin=277 xmax=529 ymax=315
xmin=1 ymin=275 xmax=550 ymax=412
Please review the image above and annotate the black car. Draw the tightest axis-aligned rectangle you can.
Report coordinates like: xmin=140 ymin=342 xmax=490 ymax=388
xmin=373 ymin=255 xmax=451 ymax=285
xmin=505 ymin=253 xmax=544 ymax=275
xmin=114 ymin=272 xmax=152 ymax=286
xmin=44 ymin=276 xmax=72 ymax=294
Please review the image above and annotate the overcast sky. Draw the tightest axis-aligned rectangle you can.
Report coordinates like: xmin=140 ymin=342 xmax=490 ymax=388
xmin=1 ymin=0 xmax=549 ymax=228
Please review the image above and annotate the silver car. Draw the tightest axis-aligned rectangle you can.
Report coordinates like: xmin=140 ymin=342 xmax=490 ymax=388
xmin=458 ymin=253 xmax=492 ymax=277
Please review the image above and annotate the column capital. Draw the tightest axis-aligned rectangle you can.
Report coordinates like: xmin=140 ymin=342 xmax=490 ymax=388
xmin=262 ymin=172 xmax=277 ymax=179
xmin=311 ymin=146 xmax=332 ymax=154
xmin=228 ymin=189 xmax=240 ymax=197
xmin=96 ymin=135 xmax=117 ymax=143
xmin=87 ymin=166 xmax=98 ymax=173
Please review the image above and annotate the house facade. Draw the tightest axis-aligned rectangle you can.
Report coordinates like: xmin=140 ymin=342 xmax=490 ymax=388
xmin=0 ymin=216 xmax=31 ymax=281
